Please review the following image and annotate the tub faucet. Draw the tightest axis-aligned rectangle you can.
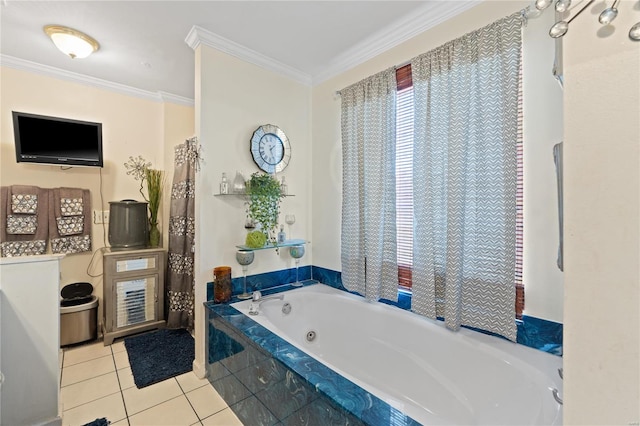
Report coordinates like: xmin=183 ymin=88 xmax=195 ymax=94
xmin=248 ymin=291 xmax=284 ymax=315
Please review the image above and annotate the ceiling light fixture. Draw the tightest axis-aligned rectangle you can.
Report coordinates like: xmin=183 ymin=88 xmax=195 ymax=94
xmin=526 ymin=0 xmax=640 ymax=41
xmin=43 ymin=25 xmax=100 ymax=59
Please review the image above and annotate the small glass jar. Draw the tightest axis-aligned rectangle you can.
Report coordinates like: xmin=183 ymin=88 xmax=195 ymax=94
xmin=213 ymin=266 xmax=232 ymax=303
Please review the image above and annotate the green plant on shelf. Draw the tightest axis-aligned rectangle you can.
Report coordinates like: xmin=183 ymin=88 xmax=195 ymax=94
xmin=246 ymin=172 xmax=284 ymax=248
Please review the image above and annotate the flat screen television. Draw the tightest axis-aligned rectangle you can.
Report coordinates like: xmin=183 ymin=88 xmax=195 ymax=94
xmin=12 ymin=111 xmax=103 ymax=167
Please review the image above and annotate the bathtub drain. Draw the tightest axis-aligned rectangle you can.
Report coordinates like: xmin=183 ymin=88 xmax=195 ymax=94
xmin=306 ymin=330 xmax=317 ymax=342
xmin=282 ymin=302 xmax=292 ymax=315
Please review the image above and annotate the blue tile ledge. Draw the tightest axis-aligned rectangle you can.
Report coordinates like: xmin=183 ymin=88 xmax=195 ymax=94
xmin=205 ymin=285 xmax=420 ymax=426
xmin=207 ymin=265 xmax=563 ymax=356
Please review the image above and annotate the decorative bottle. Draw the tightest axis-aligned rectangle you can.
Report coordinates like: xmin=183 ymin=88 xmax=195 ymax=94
xmin=219 ymin=172 xmax=229 ymax=194
xmin=280 ymin=176 xmax=288 ymax=196
xmin=277 ymin=225 xmax=286 ymax=243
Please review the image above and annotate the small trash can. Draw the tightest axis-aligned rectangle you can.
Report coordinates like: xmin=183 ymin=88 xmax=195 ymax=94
xmin=60 ymin=282 xmax=98 ymax=346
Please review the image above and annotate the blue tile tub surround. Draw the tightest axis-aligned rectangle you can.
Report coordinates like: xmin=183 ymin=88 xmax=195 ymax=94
xmin=205 ymin=298 xmax=419 ymax=426
xmin=207 ymin=326 xmax=244 ymax=364
xmin=517 ymin=315 xmax=563 ymax=356
xmin=207 ymin=264 xmax=562 ymax=354
xmin=312 ymin=265 xmax=563 ymax=355
xmin=207 ymin=265 xmax=312 ymax=301
xmin=310 ymin=265 xmax=345 ymax=290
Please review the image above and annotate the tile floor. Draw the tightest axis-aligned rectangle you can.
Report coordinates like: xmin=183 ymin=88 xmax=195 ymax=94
xmin=60 ymin=339 xmax=244 ymax=426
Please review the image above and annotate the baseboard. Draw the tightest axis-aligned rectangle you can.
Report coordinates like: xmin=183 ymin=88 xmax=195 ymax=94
xmin=192 ymin=358 xmax=207 ymax=379
xmin=36 ymin=416 xmax=62 ymax=426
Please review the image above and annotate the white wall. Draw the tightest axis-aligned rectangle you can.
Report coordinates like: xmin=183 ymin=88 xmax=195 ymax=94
xmin=562 ymin=1 xmax=640 ymax=422
xmin=522 ymin=10 xmax=564 ymax=322
xmin=193 ymin=44 xmax=312 ymax=375
xmin=162 ymin=102 xmax=196 ymax=249
xmin=311 ymin=1 xmax=564 ymax=322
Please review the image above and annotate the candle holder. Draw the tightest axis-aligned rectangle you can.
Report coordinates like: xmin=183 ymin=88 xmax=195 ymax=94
xmin=289 ymin=245 xmax=305 ymax=287
xmin=235 ymin=249 xmax=255 ymax=299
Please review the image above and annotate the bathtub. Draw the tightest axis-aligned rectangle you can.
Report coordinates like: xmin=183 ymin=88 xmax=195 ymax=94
xmin=231 ymin=283 xmax=563 ymax=425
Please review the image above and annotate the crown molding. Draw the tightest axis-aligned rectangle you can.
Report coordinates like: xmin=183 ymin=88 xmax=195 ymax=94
xmin=158 ymin=91 xmax=195 ymax=107
xmin=185 ymin=25 xmax=312 ymax=86
xmin=0 ymin=54 xmax=194 ymax=107
xmin=312 ymin=0 xmax=482 ymax=85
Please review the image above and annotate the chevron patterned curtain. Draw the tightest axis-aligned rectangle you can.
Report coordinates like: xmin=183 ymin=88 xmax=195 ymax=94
xmin=410 ymin=13 xmax=523 ymax=341
xmin=340 ymin=68 xmax=399 ymax=302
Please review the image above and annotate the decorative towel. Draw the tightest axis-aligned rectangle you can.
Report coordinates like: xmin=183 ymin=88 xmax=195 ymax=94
xmin=49 ymin=188 xmax=92 ymax=254
xmin=0 ymin=186 xmax=49 ymax=257
xmin=11 ymin=193 xmax=38 ymax=214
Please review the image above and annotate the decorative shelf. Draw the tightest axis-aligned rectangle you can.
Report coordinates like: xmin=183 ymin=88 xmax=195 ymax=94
xmin=236 ymin=239 xmax=307 ymax=251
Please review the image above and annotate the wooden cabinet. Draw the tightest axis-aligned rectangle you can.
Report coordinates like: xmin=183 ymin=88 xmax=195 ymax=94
xmin=102 ymin=248 xmax=166 ymax=345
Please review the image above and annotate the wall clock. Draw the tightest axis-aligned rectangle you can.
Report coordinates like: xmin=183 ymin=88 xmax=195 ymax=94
xmin=250 ymin=124 xmax=291 ymax=174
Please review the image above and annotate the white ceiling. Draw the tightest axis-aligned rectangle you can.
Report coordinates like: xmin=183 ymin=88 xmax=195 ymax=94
xmin=0 ymin=1 xmax=480 ymax=102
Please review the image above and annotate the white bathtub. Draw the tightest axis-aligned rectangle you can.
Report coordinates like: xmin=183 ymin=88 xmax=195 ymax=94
xmin=232 ymin=283 xmax=563 ymax=425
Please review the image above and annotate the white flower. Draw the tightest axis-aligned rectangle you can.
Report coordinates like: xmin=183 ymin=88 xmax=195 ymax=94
xmin=124 ymin=155 xmax=151 ymax=181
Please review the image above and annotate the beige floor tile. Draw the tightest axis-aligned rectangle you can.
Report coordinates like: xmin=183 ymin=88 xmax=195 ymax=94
xmin=62 ymin=354 xmax=116 ymax=387
xmin=63 ymin=341 xmax=112 ymax=367
xmin=111 ymin=340 xmax=127 ymax=354
xmin=113 ymin=349 xmax=131 ymax=369
xmin=122 ymin=378 xmax=183 ymax=416
xmin=128 ymin=395 xmax=199 ymax=426
xmin=60 ymin=372 xmax=120 ymax=411
xmin=61 ymin=392 xmax=127 ymax=426
xmin=111 ymin=420 xmax=129 ymax=426
xmin=201 ymin=408 xmax=243 ymax=426
xmin=117 ymin=367 xmax=136 ymax=390
xmin=186 ymin=384 xmax=228 ymax=420
xmin=175 ymin=371 xmax=209 ymax=393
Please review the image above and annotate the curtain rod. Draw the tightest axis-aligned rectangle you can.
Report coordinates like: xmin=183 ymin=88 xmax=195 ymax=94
xmin=335 ymin=59 xmax=411 ymax=96
xmin=335 ymin=7 xmax=531 ymax=97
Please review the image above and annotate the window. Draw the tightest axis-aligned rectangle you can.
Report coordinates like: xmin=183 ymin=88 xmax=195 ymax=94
xmin=396 ymin=65 xmax=413 ymax=290
xmin=394 ymin=65 xmax=524 ymax=318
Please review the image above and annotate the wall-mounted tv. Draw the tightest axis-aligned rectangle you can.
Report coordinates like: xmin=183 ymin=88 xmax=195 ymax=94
xmin=12 ymin=111 xmax=103 ymax=167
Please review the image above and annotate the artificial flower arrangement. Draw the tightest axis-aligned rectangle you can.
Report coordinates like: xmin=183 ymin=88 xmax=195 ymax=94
xmin=124 ymin=156 xmax=165 ymax=247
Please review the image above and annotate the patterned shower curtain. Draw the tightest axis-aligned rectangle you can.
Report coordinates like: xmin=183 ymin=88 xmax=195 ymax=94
xmin=340 ymin=68 xmax=398 ymax=302
xmin=410 ymin=12 xmax=524 ymax=341
xmin=166 ymin=137 xmax=200 ymax=330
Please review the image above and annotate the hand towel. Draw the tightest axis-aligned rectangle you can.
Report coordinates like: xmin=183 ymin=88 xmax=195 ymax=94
xmin=53 ymin=187 xmax=86 ymax=235
xmin=5 ymin=185 xmax=42 ymax=235
xmin=49 ymin=188 xmax=92 ymax=254
xmin=0 ymin=186 xmax=49 ymax=257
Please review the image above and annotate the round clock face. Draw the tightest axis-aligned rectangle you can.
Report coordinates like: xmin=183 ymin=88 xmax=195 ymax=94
xmin=250 ymin=124 xmax=291 ymax=174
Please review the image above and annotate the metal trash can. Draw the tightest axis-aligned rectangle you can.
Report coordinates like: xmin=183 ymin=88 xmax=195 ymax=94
xmin=60 ymin=282 xmax=99 ymax=346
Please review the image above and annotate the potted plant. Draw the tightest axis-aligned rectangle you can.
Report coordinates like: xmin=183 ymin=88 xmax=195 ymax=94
xmin=144 ymin=167 xmax=164 ymax=247
xmin=245 ymin=172 xmax=283 ymax=248
xmin=124 ymin=156 xmax=165 ymax=248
